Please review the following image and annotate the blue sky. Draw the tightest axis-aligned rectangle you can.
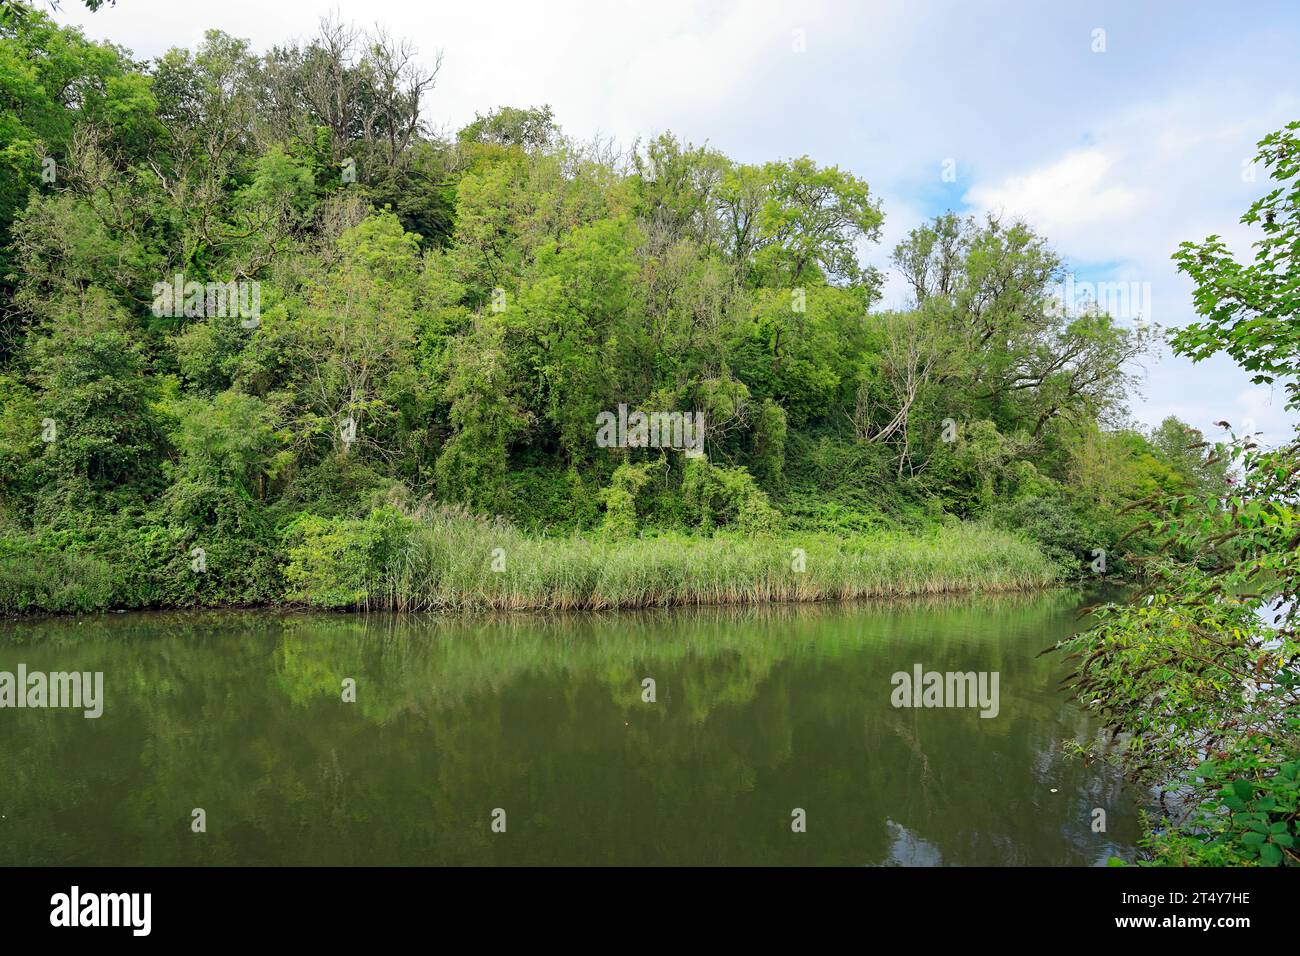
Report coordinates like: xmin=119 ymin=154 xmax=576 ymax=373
xmin=56 ymin=0 xmax=1300 ymax=444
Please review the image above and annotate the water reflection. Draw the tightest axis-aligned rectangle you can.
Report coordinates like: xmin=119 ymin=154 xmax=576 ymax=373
xmin=0 ymin=591 xmax=1144 ymax=865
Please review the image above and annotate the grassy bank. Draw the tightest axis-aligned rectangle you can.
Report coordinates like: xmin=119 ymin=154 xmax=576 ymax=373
xmin=284 ymin=506 xmax=1061 ymax=612
xmin=1 ymin=507 xmax=1059 ymax=616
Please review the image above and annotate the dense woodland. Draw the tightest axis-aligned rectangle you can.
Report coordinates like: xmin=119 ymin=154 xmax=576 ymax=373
xmin=0 ymin=11 xmax=1230 ymax=613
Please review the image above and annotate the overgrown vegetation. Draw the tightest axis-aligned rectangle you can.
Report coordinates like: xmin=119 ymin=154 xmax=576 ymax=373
xmin=0 ymin=10 xmax=1226 ymax=614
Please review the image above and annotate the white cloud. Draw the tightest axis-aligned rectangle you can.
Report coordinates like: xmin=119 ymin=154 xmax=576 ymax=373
xmin=965 ymin=149 xmax=1142 ymax=243
xmin=958 ymin=85 xmax=1299 ymax=445
xmin=55 ymin=0 xmax=828 ymax=145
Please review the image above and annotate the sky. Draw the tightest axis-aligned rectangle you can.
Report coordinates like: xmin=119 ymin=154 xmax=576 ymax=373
xmin=51 ymin=0 xmax=1300 ymax=445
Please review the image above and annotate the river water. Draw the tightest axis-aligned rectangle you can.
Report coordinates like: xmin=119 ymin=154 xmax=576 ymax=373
xmin=0 ymin=590 xmax=1143 ymax=865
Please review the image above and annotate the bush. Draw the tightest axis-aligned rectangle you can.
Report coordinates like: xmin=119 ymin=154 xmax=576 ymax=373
xmin=598 ymin=460 xmax=659 ymax=538
xmin=1137 ymin=755 xmax=1299 ymax=867
xmin=0 ymin=541 xmax=116 ymax=614
xmin=985 ymin=489 xmax=1089 ymax=574
xmin=502 ymin=463 xmax=601 ymax=530
xmin=681 ymin=456 xmax=780 ymax=534
xmin=750 ymin=399 xmax=788 ymax=486
xmin=282 ymin=505 xmax=414 ymax=608
xmin=928 ymin=419 xmax=1031 ymax=517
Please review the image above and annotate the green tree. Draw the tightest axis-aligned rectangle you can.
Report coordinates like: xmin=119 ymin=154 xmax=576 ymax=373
xmin=31 ymin=327 xmax=166 ymax=495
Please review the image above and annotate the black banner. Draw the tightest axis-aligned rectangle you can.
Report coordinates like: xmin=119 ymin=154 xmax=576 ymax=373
xmin=0 ymin=865 xmax=1286 ymax=943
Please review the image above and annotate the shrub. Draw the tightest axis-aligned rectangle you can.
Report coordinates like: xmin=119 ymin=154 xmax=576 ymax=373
xmin=1137 ymin=755 xmax=1299 ymax=867
xmin=282 ymin=506 xmax=414 ymax=608
xmin=597 ymin=460 xmax=659 ymax=538
xmin=985 ymin=488 xmax=1089 ymax=574
xmin=0 ymin=541 xmax=116 ymax=614
xmin=681 ymin=456 xmax=780 ymax=534
xmin=750 ymin=399 xmax=788 ymax=486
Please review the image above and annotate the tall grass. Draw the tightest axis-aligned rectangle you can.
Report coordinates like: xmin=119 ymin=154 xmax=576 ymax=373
xmin=321 ymin=505 xmax=1060 ymax=612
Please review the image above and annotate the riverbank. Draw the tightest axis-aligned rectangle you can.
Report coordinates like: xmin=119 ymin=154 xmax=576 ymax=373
xmin=323 ymin=515 xmax=1060 ymax=612
xmin=0 ymin=509 xmax=1061 ymax=615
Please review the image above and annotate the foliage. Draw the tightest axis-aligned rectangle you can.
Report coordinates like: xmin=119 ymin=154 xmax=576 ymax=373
xmin=681 ymin=456 xmax=780 ymax=534
xmin=0 ymin=540 xmax=115 ymax=613
xmin=0 ymin=12 xmax=1213 ymax=617
xmin=1171 ymin=120 xmax=1300 ymax=407
xmin=281 ymin=505 xmax=413 ymax=610
xmin=1139 ymin=755 xmax=1299 ymax=867
xmin=1063 ymin=123 xmax=1300 ymax=866
xmin=598 ymin=459 xmax=659 ymax=539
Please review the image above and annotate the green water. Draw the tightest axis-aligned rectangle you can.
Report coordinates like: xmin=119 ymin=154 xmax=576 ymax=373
xmin=0 ymin=590 xmax=1143 ymax=866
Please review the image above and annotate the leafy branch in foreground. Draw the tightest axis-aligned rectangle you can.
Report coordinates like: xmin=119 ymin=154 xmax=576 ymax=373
xmin=1172 ymin=120 xmax=1300 ymax=405
xmin=1060 ymin=434 xmax=1300 ymax=865
xmin=1060 ymin=120 xmax=1300 ymax=866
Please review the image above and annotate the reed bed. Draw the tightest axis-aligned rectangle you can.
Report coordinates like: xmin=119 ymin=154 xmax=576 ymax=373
xmin=344 ymin=508 xmax=1060 ymax=613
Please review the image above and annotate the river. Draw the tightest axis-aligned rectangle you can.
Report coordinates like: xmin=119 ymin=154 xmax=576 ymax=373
xmin=0 ymin=589 xmax=1143 ymax=865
